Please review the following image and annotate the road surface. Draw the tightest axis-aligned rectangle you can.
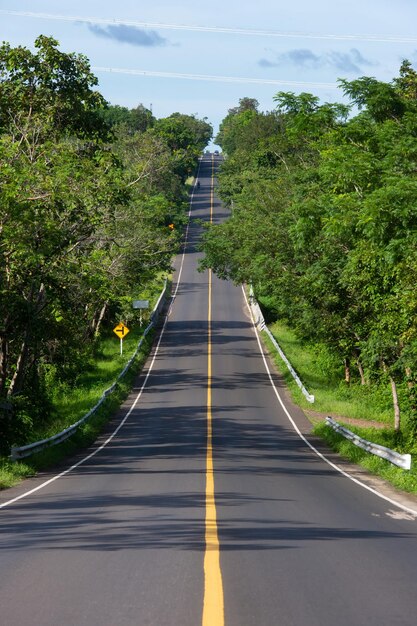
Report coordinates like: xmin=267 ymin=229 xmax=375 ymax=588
xmin=1 ymin=153 xmax=417 ymax=626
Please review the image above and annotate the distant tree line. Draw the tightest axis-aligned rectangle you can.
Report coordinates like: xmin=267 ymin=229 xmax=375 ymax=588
xmin=201 ymin=66 xmax=417 ymax=431
xmin=0 ymin=36 xmax=212 ymax=450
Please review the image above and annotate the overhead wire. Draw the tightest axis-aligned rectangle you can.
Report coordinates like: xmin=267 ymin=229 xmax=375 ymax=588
xmin=92 ymin=66 xmax=339 ymax=88
xmin=1 ymin=9 xmax=416 ymax=44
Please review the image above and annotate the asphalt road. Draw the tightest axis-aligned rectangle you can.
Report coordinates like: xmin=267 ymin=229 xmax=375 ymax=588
xmin=1 ymin=154 xmax=417 ymax=626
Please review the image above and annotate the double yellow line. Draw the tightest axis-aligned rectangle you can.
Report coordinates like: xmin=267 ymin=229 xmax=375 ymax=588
xmin=202 ymin=157 xmax=224 ymax=626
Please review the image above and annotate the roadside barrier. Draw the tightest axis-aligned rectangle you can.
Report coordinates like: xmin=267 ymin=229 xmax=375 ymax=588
xmin=248 ymin=290 xmax=314 ymax=403
xmin=11 ymin=280 xmax=169 ymax=461
xmin=249 ymin=291 xmax=410 ymax=469
xmin=325 ymin=417 xmax=411 ymax=470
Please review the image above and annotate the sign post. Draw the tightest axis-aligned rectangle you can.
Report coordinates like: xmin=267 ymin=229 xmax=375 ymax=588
xmin=132 ymin=300 xmax=149 ymax=326
xmin=113 ymin=322 xmax=130 ymax=355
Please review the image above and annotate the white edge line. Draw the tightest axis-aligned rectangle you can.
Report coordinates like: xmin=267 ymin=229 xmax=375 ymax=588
xmin=170 ymin=158 xmax=202 ymax=303
xmin=241 ymin=285 xmax=417 ymax=518
xmin=0 ymin=320 xmax=165 ymax=509
xmin=0 ymin=162 xmax=203 ymax=511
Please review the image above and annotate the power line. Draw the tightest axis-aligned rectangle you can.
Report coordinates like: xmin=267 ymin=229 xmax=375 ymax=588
xmin=92 ymin=66 xmax=339 ymax=88
xmin=1 ymin=9 xmax=417 ymax=44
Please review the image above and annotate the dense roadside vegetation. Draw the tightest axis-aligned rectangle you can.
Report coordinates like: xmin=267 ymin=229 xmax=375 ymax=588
xmin=262 ymin=319 xmax=417 ymax=493
xmin=0 ymin=36 xmax=212 ymax=457
xmin=0 ymin=324 xmax=155 ymax=489
xmin=201 ymin=68 xmax=417 ymax=463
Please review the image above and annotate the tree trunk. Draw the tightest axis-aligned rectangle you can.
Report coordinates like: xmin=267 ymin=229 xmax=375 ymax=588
xmin=405 ymin=367 xmax=416 ymax=413
xmin=7 ymin=283 xmax=46 ymax=397
xmin=92 ymin=302 xmax=108 ymax=337
xmin=405 ymin=366 xmax=414 ymax=390
xmin=7 ymin=335 xmax=30 ymax=397
xmin=389 ymin=374 xmax=401 ymax=432
xmin=356 ymin=359 xmax=366 ymax=385
xmin=381 ymin=360 xmax=401 ymax=432
xmin=0 ymin=335 xmax=8 ymax=395
xmin=344 ymin=358 xmax=351 ymax=384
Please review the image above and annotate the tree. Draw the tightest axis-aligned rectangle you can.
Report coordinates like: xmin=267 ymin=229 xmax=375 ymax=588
xmin=202 ymin=64 xmax=417 ymax=431
xmin=215 ymin=101 xmax=259 ymax=155
xmin=394 ymin=60 xmax=417 ymax=101
xmin=338 ymin=76 xmax=405 ymax=122
xmin=0 ymin=35 xmax=108 ymax=138
xmin=131 ymin=104 xmax=154 ymax=132
xmin=0 ymin=37 xmax=206 ymax=450
xmin=153 ymin=113 xmax=212 ymax=179
xmin=100 ymin=103 xmax=154 ymax=133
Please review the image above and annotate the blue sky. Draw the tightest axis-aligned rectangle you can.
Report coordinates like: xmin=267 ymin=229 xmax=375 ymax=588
xmin=2 ymin=0 xmax=417 ymax=146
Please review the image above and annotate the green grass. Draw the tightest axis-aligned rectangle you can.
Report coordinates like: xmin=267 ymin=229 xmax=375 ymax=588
xmin=0 ymin=328 xmax=155 ymax=490
xmin=263 ymin=319 xmax=417 ymax=493
xmin=0 ymin=282 xmax=167 ymax=491
xmin=314 ymin=421 xmax=417 ymax=493
xmin=0 ymin=458 xmax=35 ymax=489
xmin=264 ymin=320 xmax=393 ymax=424
xmin=42 ymin=326 xmax=148 ymax=436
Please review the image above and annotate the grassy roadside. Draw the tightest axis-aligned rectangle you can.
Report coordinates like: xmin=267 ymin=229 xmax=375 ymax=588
xmin=262 ymin=319 xmax=417 ymax=494
xmin=0 ymin=173 xmax=198 ymax=493
xmin=0 ymin=286 xmax=165 ymax=491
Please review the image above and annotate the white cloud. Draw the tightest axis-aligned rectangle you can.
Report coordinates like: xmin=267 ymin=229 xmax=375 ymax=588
xmin=259 ymin=48 xmax=378 ymax=73
xmin=88 ymin=24 xmax=169 ymax=47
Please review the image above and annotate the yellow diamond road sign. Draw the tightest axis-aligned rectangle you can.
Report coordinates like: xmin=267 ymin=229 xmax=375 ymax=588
xmin=113 ymin=322 xmax=130 ymax=338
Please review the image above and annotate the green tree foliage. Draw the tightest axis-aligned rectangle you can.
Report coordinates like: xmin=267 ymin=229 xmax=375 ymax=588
xmin=0 ymin=35 xmax=108 ymax=138
xmin=153 ymin=112 xmax=212 ymax=180
xmin=215 ymin=97 xmax=260 ymax=156
xmin=99 ymin=103 xmax=155 ymax=133
xmin=0 ymin=37 xmax=210 ymax=451
xmin=202 ymin=65 xmax=417 ymax=431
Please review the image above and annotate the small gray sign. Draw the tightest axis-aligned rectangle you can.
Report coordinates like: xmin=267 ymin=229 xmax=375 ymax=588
xmin=133 ymin=300 xmax=149 ymax=309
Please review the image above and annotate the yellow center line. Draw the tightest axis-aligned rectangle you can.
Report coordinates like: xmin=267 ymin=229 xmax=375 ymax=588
xmin=202 ymin=157 xmax=224 ymax=626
